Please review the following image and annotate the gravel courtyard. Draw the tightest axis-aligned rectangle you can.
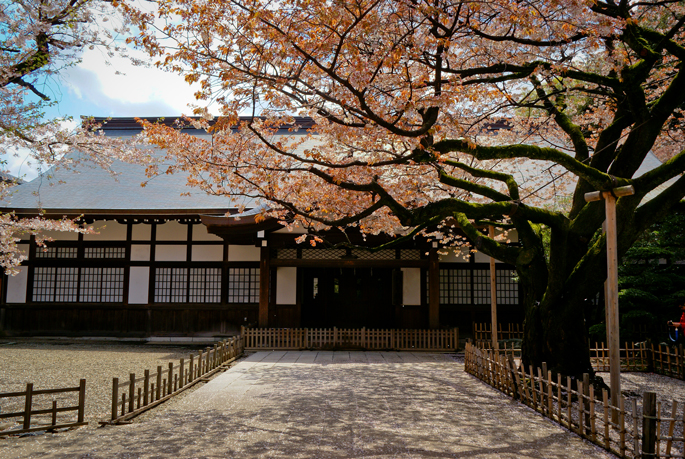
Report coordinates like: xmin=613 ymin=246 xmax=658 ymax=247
xmin=1 ymin=349 xmax=620 ymax=459
xmin=0 ymin=341 xmax=210 ymax=431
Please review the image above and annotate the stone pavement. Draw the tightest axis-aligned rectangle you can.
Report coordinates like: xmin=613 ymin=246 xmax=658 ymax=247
xmin=2 ymin=351 xmax=616 ymax=458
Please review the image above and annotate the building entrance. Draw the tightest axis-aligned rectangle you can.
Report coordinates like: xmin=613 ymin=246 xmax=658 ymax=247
xmin=300 ymin=267 xmax=394 ymax=328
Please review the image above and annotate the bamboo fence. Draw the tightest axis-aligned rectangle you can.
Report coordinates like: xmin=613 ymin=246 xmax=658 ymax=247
xmin=241 ymin=327 xmax=459 ymax=351
xmin=465 ymin=343 xmax=685 ymax=458
xmin=473 ymin=323 xmax=524 ymax=344
xmin=103 ymin=336 xmax=244 ymax=425
xmin=0 ymin=380 xmax=86 ymax=436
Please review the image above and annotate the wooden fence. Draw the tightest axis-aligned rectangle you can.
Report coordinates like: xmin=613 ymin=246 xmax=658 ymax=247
xmin=473 ymin=323 xmax=524 ymax=344
xmin=104 ymin=336 xmax=244 ymax=424
xmin=0 ymin=380 xmax=86 ymax=436
xmin=241 ymin=327 xmax=459 ymax=351
xmin=465 ymin=343 xmax=685 ymax=458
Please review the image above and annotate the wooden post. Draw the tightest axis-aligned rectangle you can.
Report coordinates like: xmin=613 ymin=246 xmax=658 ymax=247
xmin=642 ymin=391 xmax=657 ymax=458
xmin=77 ymin=379 xmax=86 ymax=424
xmin=259 ymin=245 xmax=270 ymax=327
xmin=429 ymin=245 xmax=440 ymax=329
xmin=585 ymin=185 xmax=634 ymax=422
xmin=143 ymin=369 xmax=150 ymax=405
xmin=156 ymin=366 xmax=162 ymax=401
xmin=489 ymin=225 xmax=498 ymax=349
xmin=23 ymin=383 xmax=33 ymax=430
xmin=128 ymin=373 xmax=135 ymax=413
xmin=111 ymin=378 xmax=119 ymax=421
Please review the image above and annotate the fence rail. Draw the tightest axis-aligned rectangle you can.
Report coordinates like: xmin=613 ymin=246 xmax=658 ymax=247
xmin=104 ymin=336 xmax=244 ymax=425
xmin=0 ymin=380 xmax=86 ymax=436
xmin=241 ymin=327 xmax=459 ymax=351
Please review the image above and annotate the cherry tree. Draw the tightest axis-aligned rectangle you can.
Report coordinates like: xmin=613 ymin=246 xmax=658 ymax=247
xmin=126 ymin=0 xmax=685 ymax=377
xmin=0 ymin=0 xmax=143 ymax=273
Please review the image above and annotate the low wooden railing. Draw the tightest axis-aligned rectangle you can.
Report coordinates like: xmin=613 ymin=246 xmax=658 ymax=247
xmin=465 ymin=343 xmax=683 ymax=459
xmin=103 ymin=336 xmax=244 ymax=425
xmin=0 ymin=380 xmax=86 ymax=436
xmin=241 ymin=327 xmax=459 ymax=351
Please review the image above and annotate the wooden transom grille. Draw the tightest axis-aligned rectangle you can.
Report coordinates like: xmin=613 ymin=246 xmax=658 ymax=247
xmin=301 ymin=249 xmax=346 ymax=259
xmin=34 ymin=247 xmax=77 ymax=258
xmin=84 ymin=247 xmax=126 ymax=259
xmin=350 ymin=249 xmax=396 ymax=260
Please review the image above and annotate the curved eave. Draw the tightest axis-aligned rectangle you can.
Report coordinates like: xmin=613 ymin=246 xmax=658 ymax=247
xmin=201 ymin=214 xmax=283 ymax=243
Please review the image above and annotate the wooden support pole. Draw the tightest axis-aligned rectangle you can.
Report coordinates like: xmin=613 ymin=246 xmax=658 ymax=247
xmin=489 ymin=225 xmax=498 ymax=349
xmin=585 ymin=185 xmax=634 ymax=422
xmin=642 ymin=391 xmax=657 ymax=458
xmin=259 ymin=245 xmax=270 ymax=328
xmin=429 ymin=245 xmax=440 ymax=329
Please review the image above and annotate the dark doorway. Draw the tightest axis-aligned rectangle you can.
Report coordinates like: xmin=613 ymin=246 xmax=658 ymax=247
xmin=301 ymin=267 xmax=394 ymax=328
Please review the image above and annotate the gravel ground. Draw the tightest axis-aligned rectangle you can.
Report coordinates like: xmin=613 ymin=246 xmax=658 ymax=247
xmin=0 ymin=340 xmax=217 ymax=432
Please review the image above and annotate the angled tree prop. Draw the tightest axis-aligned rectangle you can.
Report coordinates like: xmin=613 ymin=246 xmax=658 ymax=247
xmin=0 ymin=0 xmax=143 ymax=272
xmin=126 ymin=0 xmax=685 ymax=378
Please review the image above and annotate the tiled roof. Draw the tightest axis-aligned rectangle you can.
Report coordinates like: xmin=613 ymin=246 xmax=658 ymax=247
xmin=0 ymin=150 xmax=252 ymax=217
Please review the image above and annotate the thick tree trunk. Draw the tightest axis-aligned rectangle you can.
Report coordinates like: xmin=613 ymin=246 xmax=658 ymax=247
xmin=522 ymin=294 xmax=593 ymax=378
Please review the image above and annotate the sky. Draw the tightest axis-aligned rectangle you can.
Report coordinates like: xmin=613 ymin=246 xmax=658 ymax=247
xmin=7 ymin=24 xmax=203 ymax=181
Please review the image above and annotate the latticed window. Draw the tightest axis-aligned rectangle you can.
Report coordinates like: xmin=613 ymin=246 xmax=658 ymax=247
xmin=154 ymin=268 xmax=188 ymax=303
xmin=189 ymin=268 xmax=222 ymax=303
xmin=80 ymin=268 xmax=125 ymax=302
xmin=495 ymin=269 xmax=519 ymax=305
xmin=439 ymin=269 xmax=471 ymax=304
xmin=32 ymin=266 xmax=124 ymax=303
xmin=436 ymin=267 xmax=519 ymax=305
xmin=473 ymin=269 xmax=491 ymax=305
xmin=228 ymin=268 xmax=260 ymax=303
xmin=154 ymin=267 xmax=222 ymax=303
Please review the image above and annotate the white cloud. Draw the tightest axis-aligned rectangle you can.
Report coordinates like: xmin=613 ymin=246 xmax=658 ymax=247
xmin=60 ymin=48 xmax=203 ymax=117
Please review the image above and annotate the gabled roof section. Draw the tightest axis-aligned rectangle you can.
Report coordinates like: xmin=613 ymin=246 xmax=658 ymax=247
xmin=0 ymin=150 xmax=249 ymax=217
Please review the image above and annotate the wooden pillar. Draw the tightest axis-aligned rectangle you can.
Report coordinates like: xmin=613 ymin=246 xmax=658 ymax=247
xmin=429 ymin=245 xmax=440 ymax=329
xmin=259 ymin=244 xmax=270 ymax=328
xmin=489 ymin=225 xmax=498 ymax=349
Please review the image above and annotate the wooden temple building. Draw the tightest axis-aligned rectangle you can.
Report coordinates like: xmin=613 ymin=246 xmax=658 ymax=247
xmin=0 ymin=118 xmax=523 ymax=338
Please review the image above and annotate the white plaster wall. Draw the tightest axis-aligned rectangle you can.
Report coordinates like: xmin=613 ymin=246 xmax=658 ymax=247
xmin=155 ymin=245 xmax=187 ymax=262
xmin=474 ymin=251 xmax=502 ymax=263
xmin=402 ymin=267 xmax=422 ymax=306
xmin=38 ymin=230 xmax=79 ymax=241
xmin=273 ymin=222 xmax=307 ymax=234
xmin=6 ymin=266 xmax=28 ymax=303
xmin=83 ymin=221 xmax=127 ymax=241
xmin=192 ymin=224 xmax=223 ymax=241
xmin=439 ymin=247 xmax=471 ymax=263
xmin=156 ymin=221 xmax=188 ymax=241
xmin=131 ymin=245 xmax=151 ymax=261
xmin=17 ymin=244 xmax=29 ymax=260
xmin=132 ymin=224 xmax=152 ymax=241
xmin=128 ymin=267 xmax=150 ymax=304
xmin=276 ymin=267 xmax=297 ymax=305
xmin=228 ymin=245 xmax=260 ymax=261
xmin=192 ymin=245 xmax=224 ymax=262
